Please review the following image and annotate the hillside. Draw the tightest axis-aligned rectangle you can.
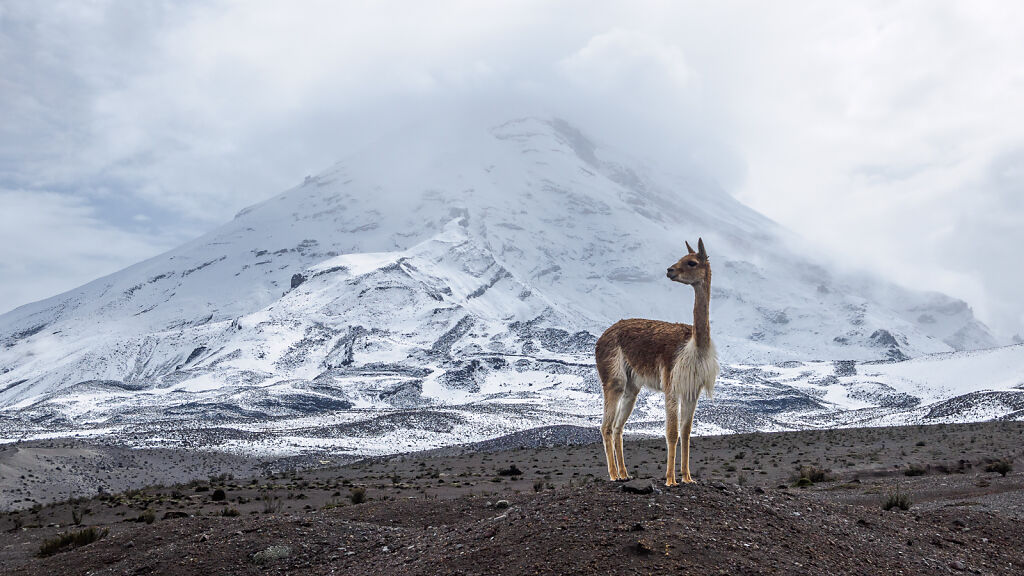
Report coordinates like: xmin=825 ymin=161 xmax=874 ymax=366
xmin=0 ymin=118 xmax=1008 ymax=455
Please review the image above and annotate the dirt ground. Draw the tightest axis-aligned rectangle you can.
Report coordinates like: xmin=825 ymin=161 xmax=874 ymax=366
xmin=2 ymin=421 xmax=1022 ymax=575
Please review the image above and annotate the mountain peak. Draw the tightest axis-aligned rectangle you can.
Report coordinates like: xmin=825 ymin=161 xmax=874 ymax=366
xmin=0 ymin=118 xmax=999 ymax=444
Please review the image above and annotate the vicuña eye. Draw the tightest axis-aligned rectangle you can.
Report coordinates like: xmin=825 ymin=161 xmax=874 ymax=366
xmin=687 ymin=261 xmax=698 ymax=267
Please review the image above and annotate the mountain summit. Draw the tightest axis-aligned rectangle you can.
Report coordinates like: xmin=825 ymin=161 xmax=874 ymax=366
xmin=0 ymin=118 xmax=1001 ymax=451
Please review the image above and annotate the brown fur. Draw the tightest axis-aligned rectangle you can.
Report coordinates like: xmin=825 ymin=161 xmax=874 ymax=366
xmin=596 ymin=319 xmax=693 ymax=383
xmin=595 ymin=238 xmax=718 ymax=485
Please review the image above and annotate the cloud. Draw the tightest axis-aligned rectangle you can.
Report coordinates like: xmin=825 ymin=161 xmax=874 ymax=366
xmin=1 ymin=1 xmax=1023 ymax=337
xmin=0 ymin=189 xmax=184 ymax=313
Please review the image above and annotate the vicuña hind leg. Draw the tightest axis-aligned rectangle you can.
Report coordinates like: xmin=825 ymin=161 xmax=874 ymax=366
xmin=664 ymin=394 xmax=680 ymax=486
xmin=611 ymin=384 xmax=639 ymax=480
xmin=600 ymin=384 xmax=623 ymax=481
xmin=680 ymin=399 xmax=698 ymax=483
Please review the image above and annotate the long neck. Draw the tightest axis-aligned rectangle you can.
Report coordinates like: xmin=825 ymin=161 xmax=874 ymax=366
xmin=691 ymin=271 xmax=711 ymax=349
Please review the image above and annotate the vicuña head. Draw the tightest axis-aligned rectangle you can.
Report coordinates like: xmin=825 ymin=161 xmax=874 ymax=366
xmin=595 ymin=237 xmax=719 ymax=486
xmin=666 ymin=239 xmax=710 ymax=286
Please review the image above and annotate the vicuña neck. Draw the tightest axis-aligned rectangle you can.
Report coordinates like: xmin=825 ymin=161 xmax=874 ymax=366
xmin=692 ymin=276 xmax=711 ymax=350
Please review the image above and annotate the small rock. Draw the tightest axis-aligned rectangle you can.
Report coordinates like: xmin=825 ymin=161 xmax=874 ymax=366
xmin=630 ymin=523 xmax=644 ymax=532
xmin=950 ymin=560 xmax=966 ymax=571
xmin=494 ymin=500 xmax=511 ymax=509
xmin=198 ymin=534 xmax=209 ymax=543
xmin=621 ymin=480 xmax=654 ymax=495
xmin=633 ymin=540 xmax=653 ymax=556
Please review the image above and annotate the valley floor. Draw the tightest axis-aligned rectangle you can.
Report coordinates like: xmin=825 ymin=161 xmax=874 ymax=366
xmin=1 ymin=421 xmax=1022 ymax=575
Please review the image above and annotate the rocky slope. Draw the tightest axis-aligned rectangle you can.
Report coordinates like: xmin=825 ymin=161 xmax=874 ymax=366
xmin=0 ymin=118 xmax=1010 ymax=455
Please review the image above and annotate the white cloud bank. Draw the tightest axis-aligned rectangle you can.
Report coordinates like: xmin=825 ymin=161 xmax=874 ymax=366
xmin=1 ymin=0 xmax=1022 ymax=338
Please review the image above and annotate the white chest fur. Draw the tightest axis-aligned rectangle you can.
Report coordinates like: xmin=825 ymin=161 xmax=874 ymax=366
xmin=671 ymin=338 xmax=720 ymax=402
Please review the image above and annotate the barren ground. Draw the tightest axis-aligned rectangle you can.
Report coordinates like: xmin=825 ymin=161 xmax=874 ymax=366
xmin=2 ymin=421 xmax=1022 ymax=575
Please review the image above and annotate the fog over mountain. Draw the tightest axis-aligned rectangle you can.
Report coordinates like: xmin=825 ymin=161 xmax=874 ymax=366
xmin=3 ymin=118 xmax=1017 ymax=455
xmin=3 ymin=2 xmax=1024 ymax=341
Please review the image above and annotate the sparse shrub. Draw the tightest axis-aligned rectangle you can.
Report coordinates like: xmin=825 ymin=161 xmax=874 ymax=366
xmin=219 ymin=507 xmax=240 ymax=517
xmin=904 ymin=464 xmax=926 ymax=477
xmin=322 ymin=498 xmax=344 ymax=510
xmin=260 ymin=493 xmax=283 ymax=514
xmin=194 ymin=485 xmax=209 ymax=493
xmin=211 ymin=488 xmax=227 ymax=501
xmin=252 ymin=545 xmax=290 ymax=565
xmin=349 ymin=486 xmax=367 ymax=504
xmin=134 ymin=509 xmax=156 ymax=524
xmin=38 ymin=527 xmax=108 ymax=557
xmin=71 ymin=506 xmax=86 ymax=526
xmin=883 ymin=490 xmax=911 ymax=511
xmin=792 ymin=464 xmax=832 ymax=487
xmin=533 ymin=479 xmax=545 ymax=492
xmin=497 ymin=464 xmax=523 ymax=477
xmin=985 ymin=459 xmax=1013 ymax=477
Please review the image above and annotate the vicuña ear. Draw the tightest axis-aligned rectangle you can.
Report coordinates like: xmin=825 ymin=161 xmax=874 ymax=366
xmin=697 ymin=238 xmax=708 ymax=261
xmin=685 ymin=241 xmax=696 ymax=254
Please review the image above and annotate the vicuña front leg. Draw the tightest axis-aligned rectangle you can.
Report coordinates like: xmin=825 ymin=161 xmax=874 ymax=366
xmin=680 ymin=399 xmax=698 ymax=483
xmin=664 ymin=395 xmax=680 ymax=486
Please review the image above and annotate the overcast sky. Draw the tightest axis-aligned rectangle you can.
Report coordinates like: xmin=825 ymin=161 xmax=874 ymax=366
xmin=2 ymin=0 xmax=1022 ymax=339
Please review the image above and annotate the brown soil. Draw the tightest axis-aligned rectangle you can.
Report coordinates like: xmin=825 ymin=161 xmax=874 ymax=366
xmin=2 ymin=421 xmax=1022 ymax=575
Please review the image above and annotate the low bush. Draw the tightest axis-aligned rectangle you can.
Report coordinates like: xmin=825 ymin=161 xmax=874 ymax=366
xmin=38 ymin=527 xmax=108 ymax=557
xmin=349 ymin=486 xmax=367 ymax=504
xmin=904 ymin=464 xmax=927 ymax=477
xmin=985 ymin=459 xmax=1013 ymax=477
xmin=497 ymin=464 xmax=523 ymax=477
xmin=883 ymin=490 xmax=911 ymax=511
xmin=792 ymin=464 xmax=832 ymax=487
xmin=260 ymin=493 xmax=283 ymax=514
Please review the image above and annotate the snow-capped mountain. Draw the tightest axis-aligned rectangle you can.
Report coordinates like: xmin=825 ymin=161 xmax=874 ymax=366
xmin=0 ymin=118 xmax=1011 ymax=454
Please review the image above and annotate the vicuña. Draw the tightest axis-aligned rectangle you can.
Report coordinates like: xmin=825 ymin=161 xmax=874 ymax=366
xmin=595 ymin=238 xmax=719 ymax=485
